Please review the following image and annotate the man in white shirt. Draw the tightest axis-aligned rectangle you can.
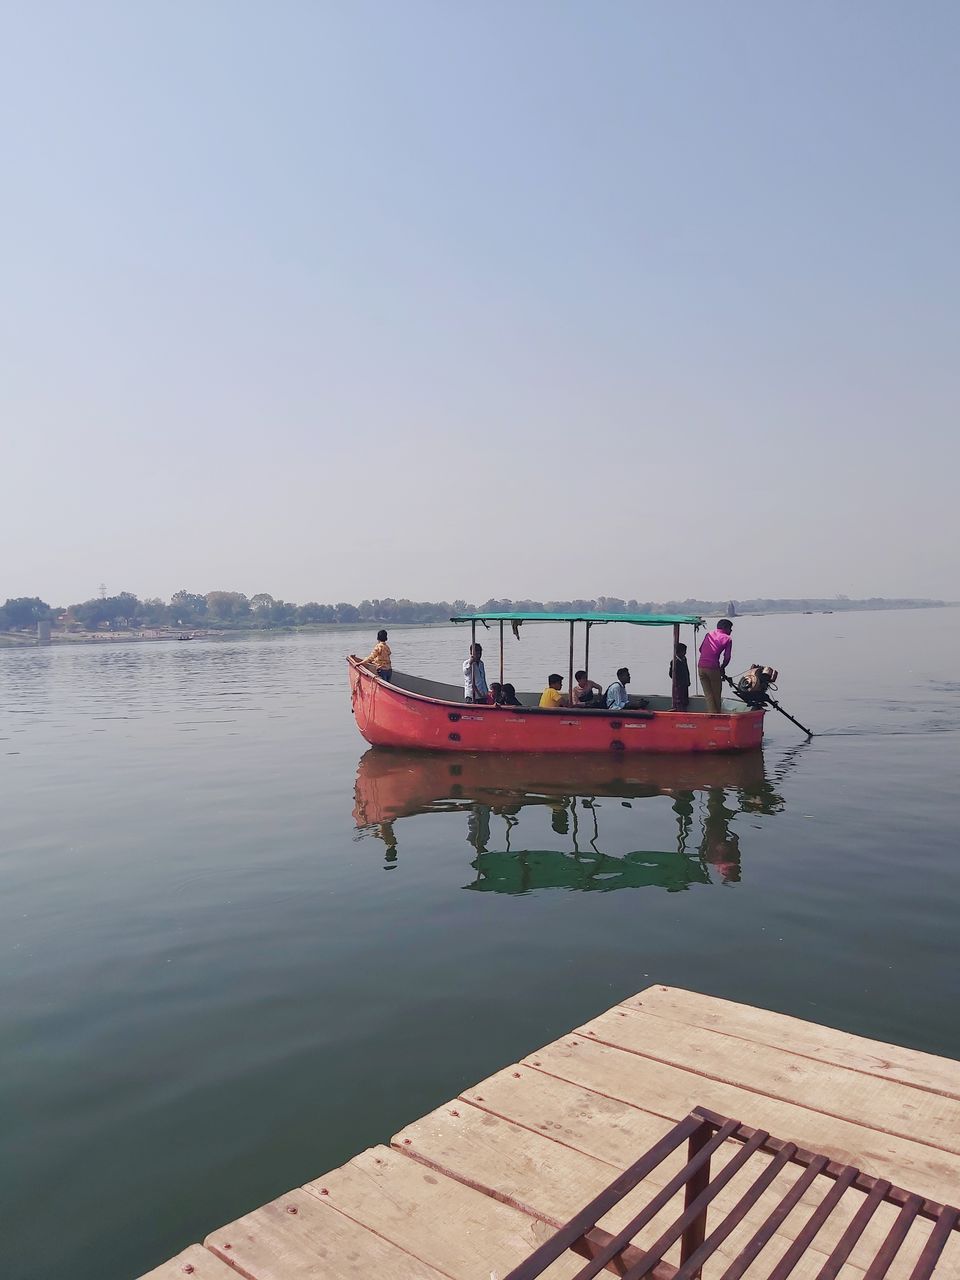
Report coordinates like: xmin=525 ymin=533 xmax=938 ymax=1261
xmin=604 ymin=667 xmax=631 ymax=710
xmin=463 ymin=643 xmax=489 ymax=702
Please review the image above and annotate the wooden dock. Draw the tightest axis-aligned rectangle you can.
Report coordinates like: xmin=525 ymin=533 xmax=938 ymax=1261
xmin=140 ymin=986 xmax=960 ymax=1280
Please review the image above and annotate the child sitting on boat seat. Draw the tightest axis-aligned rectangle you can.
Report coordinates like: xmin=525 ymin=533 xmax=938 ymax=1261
xmin=572 ymin=670 xmax=603 ymax=706
xmin=501 ymin=683 xmax=522 ymax=706
xmin=539 ymin=674 xmax=569 ymax=709
xmin=352 ymin=630 xmax=392 ymax=681
xmin=488 ymin=682 xmax=503 ymax=705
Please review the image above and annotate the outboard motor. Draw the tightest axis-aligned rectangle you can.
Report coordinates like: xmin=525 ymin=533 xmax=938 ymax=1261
xmin=725 ymin=665 xmax=813 ymax=737
xmin=734 ymin=664 xmax=779 ymax=708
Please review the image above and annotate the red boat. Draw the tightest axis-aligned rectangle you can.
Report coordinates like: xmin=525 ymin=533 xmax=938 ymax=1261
xmin=348 ymin=610 xmax=764 ymax=754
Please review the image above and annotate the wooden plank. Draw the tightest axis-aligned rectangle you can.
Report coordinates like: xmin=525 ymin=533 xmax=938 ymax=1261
xmin=390 ymin=1098 xmax=868 ymax=1279
xmin=301 ymin=1144 xmax=583 ymax=1280
xmin=622 ymin=987 xmax=960 ymax=1101
xmin=576 ymin=1006 xmax=960 ymax=1155
xmin=518 ymin=1036 xmax=960 ymax=1210
xmin=136 ymin=1245 xmax=237 ymax=1280
xmin=461 ymin=1062 xmax=677 ymax=1164
xmin=393 ymin=1098 xmax=626 ymax=1224
xmin=204 ymin=1185 xmax=445 ymax=1280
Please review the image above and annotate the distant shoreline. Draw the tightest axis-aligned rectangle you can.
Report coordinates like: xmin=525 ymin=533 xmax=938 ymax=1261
xmin=0 ymin=623 xmax=437 ymax=648
xmin=0 ymin=601 xmax=956 ymax=649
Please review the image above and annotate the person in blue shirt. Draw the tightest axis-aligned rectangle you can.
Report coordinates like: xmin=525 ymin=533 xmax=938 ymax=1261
xmin=605 ymin=667 xmax=631 ymax=709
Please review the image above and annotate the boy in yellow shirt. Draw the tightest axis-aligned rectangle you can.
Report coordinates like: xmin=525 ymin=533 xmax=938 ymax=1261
xmin=353 ymin=629 xmax=392 ymax=680
xmin=539 ymin=673 xmax=568 ymax=708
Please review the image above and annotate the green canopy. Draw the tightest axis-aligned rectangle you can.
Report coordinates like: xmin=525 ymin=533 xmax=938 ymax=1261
xmin=451 ymin=611 xmax=704 ymax=626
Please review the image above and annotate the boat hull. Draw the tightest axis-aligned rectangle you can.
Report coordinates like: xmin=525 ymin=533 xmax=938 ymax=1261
xmin=349 ymin=660 xmax=763 ymax=754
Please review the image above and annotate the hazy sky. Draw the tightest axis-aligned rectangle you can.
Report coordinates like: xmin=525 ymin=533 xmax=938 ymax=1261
xmin=3 ymin=1 xmax=957 ymax=606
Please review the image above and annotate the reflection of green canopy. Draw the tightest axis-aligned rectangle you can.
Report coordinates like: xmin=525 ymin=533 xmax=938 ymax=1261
xmin=468 ymin=848 xmax=709 ymax=894
xmin=451 ymin=611 xmax=704 ymax=626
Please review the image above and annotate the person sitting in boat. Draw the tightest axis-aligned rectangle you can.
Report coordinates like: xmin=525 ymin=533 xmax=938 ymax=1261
xmin=605 ymin=667 xmax=631 ymax=710
xmin=572 ymin=670 xmax=603 ymax=706
xmin=352 ymin=629 xmax=392 ymax=681
xmin=463 ymin=643 xmax=489 ymax=702
xmin=488 ymin=682 xmax=504 ymax=705
xmin=539 ymin=673 xmax=569 ymax=708
xmin=500 ymin=683 xmax=522 ymax=706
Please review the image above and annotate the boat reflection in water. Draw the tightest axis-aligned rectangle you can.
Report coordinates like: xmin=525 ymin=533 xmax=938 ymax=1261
xmin=352 ymin=748 xmax=788 ymax=891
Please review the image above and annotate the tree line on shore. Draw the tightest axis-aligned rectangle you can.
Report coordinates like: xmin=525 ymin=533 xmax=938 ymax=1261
xmin=0 ymin=590 xmax=947 ymax=633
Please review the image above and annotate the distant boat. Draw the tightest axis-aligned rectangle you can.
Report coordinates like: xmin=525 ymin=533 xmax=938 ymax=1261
xmin=348 ymin=609 xmax=765 ymax=755
xmin=177 ymin=634 xmax=193 ymax=641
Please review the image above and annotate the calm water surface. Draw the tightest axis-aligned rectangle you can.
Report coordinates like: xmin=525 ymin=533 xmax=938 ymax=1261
xmin=2 ymin=611 xmax=959 ymax=1279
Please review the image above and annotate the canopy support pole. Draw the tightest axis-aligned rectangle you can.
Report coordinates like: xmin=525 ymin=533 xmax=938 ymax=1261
xmin=499 ymin=620 xmax=504 ymax=687
xmin=471 ymin=620 xmax=477 ymax=701
xmin=584 ymin=621 xmax=591 ymax=680
xmin=568 ymin=620 xmax=575 ymax=706
xmin=672 ymin=622 xmax=681 ymax=710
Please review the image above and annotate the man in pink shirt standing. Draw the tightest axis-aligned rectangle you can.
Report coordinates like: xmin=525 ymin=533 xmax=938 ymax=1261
xmin=698 ymin=619 xmax=733 ymax=713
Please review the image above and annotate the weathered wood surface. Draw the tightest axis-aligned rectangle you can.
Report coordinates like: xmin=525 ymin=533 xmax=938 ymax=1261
xmin=204 ymin=1186 xmax=447 ymax=1280
xmin=301 ymin=1145 xmax=583 ymax=1279
xmin=136 ymin=985 xmax=960 ymax=1280
xmin=454 ymin=1068 xmax=943 ymax=1280
xmin=390 ymin=1096 xmax=867 ymax=1279
xmin=520 ymin=1033 xmax=960 ymax=1206
xmin=136 ymin=1245 xmax=238 ymax=1280
xmin=579 ymin=1005 xmax=960 ymax=1153
xmin=623 ymin=986 xmax=960 ymax=1100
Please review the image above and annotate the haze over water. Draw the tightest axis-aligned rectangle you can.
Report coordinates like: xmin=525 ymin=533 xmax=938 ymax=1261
xmin=2 ymin=609 xmax=959 ymax=1279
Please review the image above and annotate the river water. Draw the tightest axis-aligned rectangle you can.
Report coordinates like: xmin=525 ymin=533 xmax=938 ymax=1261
xmin=2 ymin=610 xmax=958 ymax=1279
